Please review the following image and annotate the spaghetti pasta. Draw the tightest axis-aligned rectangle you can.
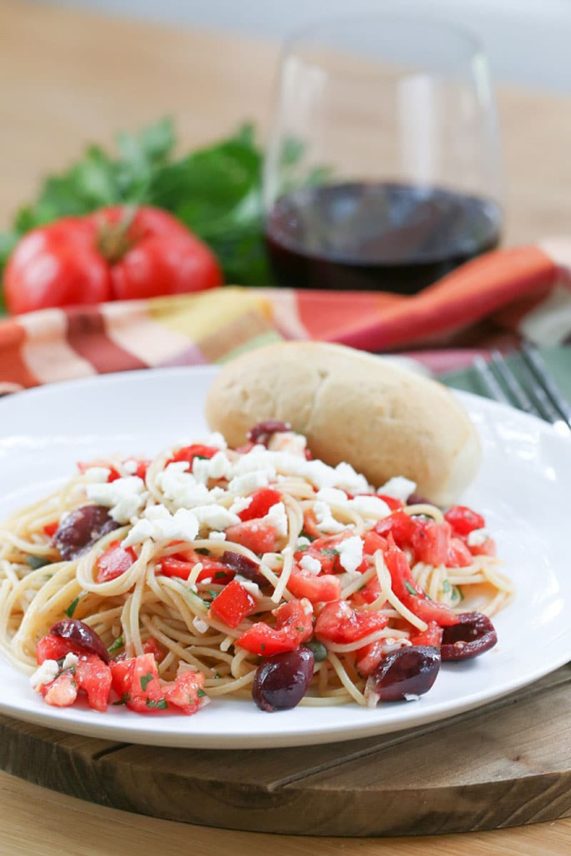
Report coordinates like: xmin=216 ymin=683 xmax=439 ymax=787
xmin=0 ymin=426 xmax=513 ymax=716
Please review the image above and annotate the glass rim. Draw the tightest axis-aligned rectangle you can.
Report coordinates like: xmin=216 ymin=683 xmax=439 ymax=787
xmin=282 ymin=11 xmax=484 ymax=59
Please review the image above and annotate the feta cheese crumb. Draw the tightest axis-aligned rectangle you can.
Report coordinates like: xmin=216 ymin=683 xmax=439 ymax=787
xmin=122 ymin=506 xmax=199 ymax=547
xmin=404 ymin=693 xmax=421 ymax=702
xmin=348 ymin=495 xmax=391 ymax=519
xmin=157 ymin=464 xmax=215 ymax=509
xmin=296 ymin=536 xmax=311 ymax=550
xmin=192 ymin=616 xmax=210 ymax=634
xmin=86 ymin=476 xmax=147 ymax=523
xmin=378 ymin=476 xmax=416 ymax=503
xmin=301 ymin=599 xmax=314 ymax=615
xmin=82 ymin=466 xmax=111 ymax=483
xmin=30 ymin=659 xmax=59 ymax=690
xmin=228 ymin=470 xmax=272 ymax=496
xmin=123 ymin=459 xmax=139 ymax=475
xmin=268 ymin=431 xmax=307 ymax=456
xmin=192 ymin=451 xmax=233 ymax=484
xmin=62 ymin=652 xmax=79 ymax=670
xmin=234 ymin=575 xmax=261 ymax=598
xmin=337 ymin=535 xmax=364 ymax=574
xmin=467 ymin=528 xmax=489 ymax=547
xmin=192 ymin=505 xmax=240 ymax=531
xmin=300 ymin=554 xmax=322 ymax=576
xmin=315 ymin=487 xmax=349 ymax=506
xmin=261 ymin=502 xmax=288 ymax=537
xmin=229 ymin=496 xmax=252 ymax=515
xmin=313 ymin=501 xmax=347 ymax=534
xmin=209 ymin=531 xmax=227 ymax=542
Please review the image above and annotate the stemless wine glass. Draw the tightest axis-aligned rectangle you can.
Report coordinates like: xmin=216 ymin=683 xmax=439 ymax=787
xmin=263 ymin=15 xmax=503 ymax=294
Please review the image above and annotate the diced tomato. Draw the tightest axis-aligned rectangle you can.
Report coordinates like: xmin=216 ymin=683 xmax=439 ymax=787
xmin=157 ymin=552 xmax=232 ymax=584
xmin=77 ymin=460 xmax=121 ymax=482
xmin=469 ymin=536 xmax=496 ymax=557
xmin=43 ymin=521 xmax=59 ymax=538
xmin=384 ymin=542 xmax=458 ymax=627
xmin=225 ymin=521 xmax=279 ymax=554
xmin=377 ymin=494 xmax=405 ymax=511
xmin=351 ymin=575 xmax=381 ymax=607
xmin=36 ymin=634 xmax=89 ymax=664
xmin=447 ymin=537 xmax=473 ymax=568
xmin=287 ymin=571 xmax=341 ymax=603
xmin=315 ymin=600 xmax=388 ymax=645
xmin=110 ymin=653 xmax=167 ymax=713
xmin=356 ymin=640 xmax=386 ymax=676
xmin=411 ymin=520 xmax=452 ymax=566
xmin=301 ymin=509 xmax=320 ymax=539
xmin=209 ymin=580 xmax=257 ymax=628
xmin=42 ymin=672 xmax=78 ymax=707
xmin=143 ymin=637 xmax=166 ymax=662
xmin=237 ymin=598 xmax=313 ymax=656
xmin=75 ymin=654 xmax=112 ymax=712
xmin=444 ymin=505 xmax=485 ymax=536
xmin=169 ymin=444 xmax=218 ymax=467
xmin=238 ymin=488 xmax=282 ymax=522
xmin=410 ymin=621 xmax=444 ymax=647
xmin=363 ymin=530 xmax=388 ymax=556
xmin=96 ymin=542 xmax=136 ymax=583
xmin=163 ymin=669 xmax=205 ymax=715
xmin=374 ymin=511 xmax=417 ymax=548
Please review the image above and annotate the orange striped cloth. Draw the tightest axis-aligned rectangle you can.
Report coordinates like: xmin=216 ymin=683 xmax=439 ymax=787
xmin=1 ymin=241 xmax=570 ymax=391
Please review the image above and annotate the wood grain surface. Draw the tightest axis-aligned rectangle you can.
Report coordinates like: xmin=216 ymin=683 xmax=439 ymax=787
xmin=1 ymin=1 xmax=571 ymax=853
xmin=1 ymin=664 xmax=571 ymax=839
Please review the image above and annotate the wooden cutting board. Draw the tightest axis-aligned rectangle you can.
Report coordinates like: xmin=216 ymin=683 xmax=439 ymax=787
xmin=1 ymin=664 xmax=570 ymax=837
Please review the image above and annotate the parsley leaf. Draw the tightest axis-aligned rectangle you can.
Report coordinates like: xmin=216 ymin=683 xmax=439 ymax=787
xmin=65 ymin=596 xmax=81 ymax=618
xmin=140 ymin=673 xmax=154 ymax=691
xmin=404 ymin=581 xmax=418 ymax=596
xmin=107 ymin=635 xmax=124 ymax=655
xmin=146 ymin=698 xmax=168 ymax=710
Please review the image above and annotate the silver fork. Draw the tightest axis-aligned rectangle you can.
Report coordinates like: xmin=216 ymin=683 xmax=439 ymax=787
xmin=472 ymin=345 xmax=571 ymax=434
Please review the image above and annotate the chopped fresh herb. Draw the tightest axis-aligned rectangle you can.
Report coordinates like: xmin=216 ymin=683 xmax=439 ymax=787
xmin=321 ymin=548 xmax=339 ymax=558
xmin=145 ymin=698 xmax=168 ymax=710
xmin=404 ymin=581 xmax=418 ymax=597
xmin=197 ymin=689 xmax=206 ymax=698
xmin=207 ymin=589 xmax=218 ymax=599
xmin=304 ymin=639 xmax=328 ymax=662
xmin=112 ymin=692 xmax=130 ymax=706
xmin=195 ymin=548 xmax=209 ymax=556
xmin=451 ymin=585 xmax=464 ymax=603
xmin=214 ymin=571 xmax=227 ymax=580
xmin=295 ymin=625 xmax=306 ymax=633
xmin=140 ymin=673 xmax=154 ymax=691
xmin=107 ymin=635 xmax=124 ymax=655
xmin=442 ymin=580 xmax=451 ymax=594
xmin=26 ymin=555 xmax=50 ymax=570
xmin=296 ymin=542 xmax=310 ymax=552
xmin=65 ymin=596 xmax=81 ymax=618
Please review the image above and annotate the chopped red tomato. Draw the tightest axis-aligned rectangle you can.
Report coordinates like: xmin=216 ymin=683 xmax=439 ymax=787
xmin=295 ymin=533 xmax=366 ymax=575
xmin=43 ymin=521 xmax=59 ymax=538
xmin=77 ymin=460 xmax=121 ymax=482
xmin=225 ymin=521 xmax=279 ymax=554
xmin=363 ymin=530 xmax=388 ymax=556
xmin=124 ymin=459 xmax=150 ymax=480
xmin=169 ymin=444 xmax=218 ymax=467
xmin=36 ymin=634 xmax=88 ymax=664
xmin=315 ymin=600 xmax=388 ymax=645
xmin=411 ymin=520 xmax=452 ymax=566
xmin=301 ymin=509 xmax=321 ymax=539
xmin=110 ymin=653 xmax=166 ymax=713
xmin=238 ymin=488 xmax=282 ymax=522
xmin=351 ymin=575 xmax=381 ymax=607
xmin=143 ymin=637 xmax=166 ymax=662
xmin=287 ymin=571 xmax=341 ymax=603
xmin=75 ymin=654 xmax=112 ymax=712
xmin=377 ymin=494 xmax=404 ymax=511
xmin=42 ymin=672 xmax=78 ymax=707
xmin=237 ymin=598 xmax=313 ymax=656
xmin=447 ymin=537 xmax=473 ymax=568
xmin=209 ymin=580 xmax=257 ymax=628
xmin=157 ymin=552 xmax=232 ymax=584
xmin=410 ymin=621 xmax=444 ymax=647
xmin=469 ymin=536 xmax=497 ymax=557
xmin=96 ymin=542 xmax=136 ymax=583
xmin=374 ymin=511 xmax=417 ymax=548
xmin=356 ymin=640 xmax=386 ymax=676
xmin=444 ymin=505 xmax=485 ymax=536
xmin=384 ymin=542 xmax=458 ymax=627
xmin=163 ymin=669 xmax=205 ymax=715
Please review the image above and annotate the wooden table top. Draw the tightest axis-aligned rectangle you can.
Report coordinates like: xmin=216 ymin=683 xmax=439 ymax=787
xmin=1 ymin=1 xmax=570 ymax=853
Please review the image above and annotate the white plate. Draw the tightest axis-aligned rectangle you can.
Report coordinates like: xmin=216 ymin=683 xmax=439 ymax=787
xmin=0 ymin=366 xmax=570 ymax=749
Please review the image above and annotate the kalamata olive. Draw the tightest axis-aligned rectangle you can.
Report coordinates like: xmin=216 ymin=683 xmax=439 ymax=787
xmin=253 ymin=648 xmax=314 ymax=712
xmin=53 ymin=505 xmax=118 ymax=560
xmin=407 ymin=493 xmax=432 ymax=506
xmin=221 ymin=551 xmax=265 ymax=585
xmin=247 ymin=420 xmax=291 ymax=446
xmin=440 ymin=612 xmax=497 ymax=661
xmin=50 ymin=619 xmax=110 ymax=663
xmin=372 ymin=645 xmax=441 ymax=702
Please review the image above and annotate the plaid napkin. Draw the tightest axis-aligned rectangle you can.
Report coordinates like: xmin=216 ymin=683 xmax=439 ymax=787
xmin=1 ymin=240 xmax=570 ymax=392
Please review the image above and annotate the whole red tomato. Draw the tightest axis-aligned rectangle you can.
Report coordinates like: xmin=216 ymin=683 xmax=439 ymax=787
xmin=4 ymin=206 xmax=223 ymax=314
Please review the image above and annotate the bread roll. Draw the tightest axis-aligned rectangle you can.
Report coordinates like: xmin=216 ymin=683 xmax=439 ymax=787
xmin=206 ymin=342 xmax=480 ymax=505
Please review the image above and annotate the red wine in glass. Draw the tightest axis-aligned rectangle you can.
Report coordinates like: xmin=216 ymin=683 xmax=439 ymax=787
xmin=265 ymin=181 xmax=502 ymax=294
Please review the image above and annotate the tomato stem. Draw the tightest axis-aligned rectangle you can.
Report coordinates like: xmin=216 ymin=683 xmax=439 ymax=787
xmin=97 ymin=205 xmax=138 ymax=263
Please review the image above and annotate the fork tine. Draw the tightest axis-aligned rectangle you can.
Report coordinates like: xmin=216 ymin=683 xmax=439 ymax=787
xmin=521 ymin=344 xmax=571 ymax=428
xmin=472 ymin=356 xmax=512 ymax=405
xmin=489 ymin=351 xmax=542 ymax=418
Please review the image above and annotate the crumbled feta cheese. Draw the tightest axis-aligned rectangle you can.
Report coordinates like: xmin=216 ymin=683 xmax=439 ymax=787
xmin=192 ymin=451 xmax=233 ymax=484
xmin=122 ymin=506 xmax=199 ymax=547
xmin=86 ymin=476 xmax=147 ymax=524
xmin=300 ymin=554 xmax=322 ymax=576
xmin=192 ymin=505 xmax=240 ymax=531
xmin=228 ymin=470 xmax=272 ymax=495
xmin=316 ymin=487 xmax=349 ymax=506
xmin=62 ymin=652 xmax=79 ymax=671
xmin=404 ymin=693 xmax=421 ymax=702
xmin=378 ymin=476 xmax=416 ymax=502
xmin=296 ymin=536 xmax=311 ymax=550
xmin=348 ymin=495 xmax=391 ymax=518
xmin=337 ymin=535 xmax=364 ymax=574
xmin=82 ymin=466 xmax=111 ymax=483
xmin=467 ymin=528 xmax=489 ymax=547
xmin=30 ymin=659 xmax=59 ymax=690
xmin=209 ymin=531 xmax=227 ymax=542
xmin=123 ymin=459 xmax=139 ymax=475
xmin=157 ymin=463 xmax=215 ymax=509
xmin=313 ymin=501 xmax=347 ymax=534
xmin=234 ymin=575 xmax=261 ymax=598
xmin=332 ymin=462 xmax=370 ymax=494
xmin=192 ymin=616 xmax=210 ymax=634
xmin=268 ymin=431 xmax=307 ymax=456
xmin=261 ymin=502 xmax=288 ymax=537
xmin=229 ymin=496 xmax=252 ymax=515
xmin=301 ymin=599 xmax=314 ymax=615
